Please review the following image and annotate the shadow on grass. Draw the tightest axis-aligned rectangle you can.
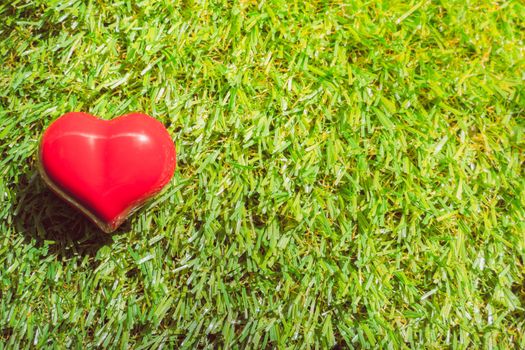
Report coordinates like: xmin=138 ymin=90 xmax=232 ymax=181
xmin=12 ymin=169 xmax=130 ymax=259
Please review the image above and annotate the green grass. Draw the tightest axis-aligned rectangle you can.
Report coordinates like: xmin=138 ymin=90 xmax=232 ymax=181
xmin=1 ymin=0 xmax=524 ymax=348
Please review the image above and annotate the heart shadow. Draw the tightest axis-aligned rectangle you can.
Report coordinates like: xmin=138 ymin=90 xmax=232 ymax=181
xmin=11 ymin=169 xmax=130 ymax=258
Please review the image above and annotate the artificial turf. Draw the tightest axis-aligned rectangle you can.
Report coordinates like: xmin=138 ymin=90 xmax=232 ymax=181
xmin=1 ymin=0 xmax=524 ymax=348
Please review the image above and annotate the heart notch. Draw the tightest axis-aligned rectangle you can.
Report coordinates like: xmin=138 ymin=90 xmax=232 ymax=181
xmin=38 ymin=112 xmax=176 ymax=233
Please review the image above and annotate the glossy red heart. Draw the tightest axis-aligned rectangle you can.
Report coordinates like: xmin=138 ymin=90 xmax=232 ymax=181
xmin=38 ymin=112 xmax=176 ymax=233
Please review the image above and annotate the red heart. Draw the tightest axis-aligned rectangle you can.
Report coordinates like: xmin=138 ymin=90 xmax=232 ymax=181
xmin=38 ymin=112 xmax=176 ymax=233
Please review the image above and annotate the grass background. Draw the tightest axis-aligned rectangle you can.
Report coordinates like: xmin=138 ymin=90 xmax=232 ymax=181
xmin=1 ymin=0 xmax=524 ymax=348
